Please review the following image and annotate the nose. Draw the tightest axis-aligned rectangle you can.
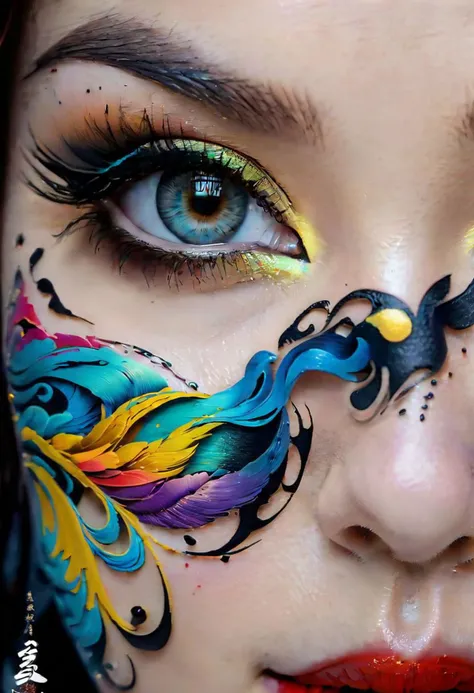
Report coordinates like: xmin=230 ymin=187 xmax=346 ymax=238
xmin=316 ymin=410 xmax=474 ymax=565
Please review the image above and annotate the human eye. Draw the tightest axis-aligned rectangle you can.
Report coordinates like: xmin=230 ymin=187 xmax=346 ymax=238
xmin=26 ymin=112 xmax=320 ymax=291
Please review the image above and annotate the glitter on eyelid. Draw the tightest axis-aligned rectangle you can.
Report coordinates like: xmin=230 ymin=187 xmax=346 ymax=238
xmin=464 ymin=226 xmax=474 ymax=253
xmin=240 ymin=251 xmax=311 ymax=281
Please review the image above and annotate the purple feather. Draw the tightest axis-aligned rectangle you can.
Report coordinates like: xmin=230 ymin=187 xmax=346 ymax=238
xmin=118 ymin=472 xmax=210 ymax=513
xmin=137 ymin=460 xmax=273 ymax=529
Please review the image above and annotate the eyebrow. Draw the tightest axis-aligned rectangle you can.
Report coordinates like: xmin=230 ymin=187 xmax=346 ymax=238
xmin=29 ymin=15 xmax=323 ymax=144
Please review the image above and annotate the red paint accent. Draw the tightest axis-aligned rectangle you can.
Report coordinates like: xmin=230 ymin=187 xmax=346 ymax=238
xmin=184 ymin=563 xmax=189 ymax=568
xmin=280 ymin=653 xmax=474 ymax=693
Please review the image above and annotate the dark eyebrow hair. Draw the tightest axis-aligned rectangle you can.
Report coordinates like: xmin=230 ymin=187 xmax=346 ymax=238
xmin=29 ymin=15 xmax=323 ymax=144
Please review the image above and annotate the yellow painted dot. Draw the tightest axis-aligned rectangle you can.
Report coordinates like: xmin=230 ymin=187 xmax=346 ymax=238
xmin=365 ymin=309 xmax=413 ymax=342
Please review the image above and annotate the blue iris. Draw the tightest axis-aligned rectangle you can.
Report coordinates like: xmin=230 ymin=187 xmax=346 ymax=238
xmin=156 ymin=171 xmax=248 ymax=244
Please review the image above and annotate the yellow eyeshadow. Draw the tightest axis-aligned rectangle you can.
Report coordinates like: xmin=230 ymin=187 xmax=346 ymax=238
xmin=464 ymin=226 xmax=474 ymax=253
xmin=240 ymin=251 xmax=310 ymax=281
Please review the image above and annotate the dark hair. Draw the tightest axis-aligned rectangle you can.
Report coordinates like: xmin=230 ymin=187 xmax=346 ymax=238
xmin=0 ymin=4 xmax=96 ymax=690
xmin=0 ymin=0 xmax=33 ymax=663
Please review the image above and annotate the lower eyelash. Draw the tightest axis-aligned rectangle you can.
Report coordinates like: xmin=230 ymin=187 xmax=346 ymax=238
xmin=60 ymin=207 xmax=262 ymax=290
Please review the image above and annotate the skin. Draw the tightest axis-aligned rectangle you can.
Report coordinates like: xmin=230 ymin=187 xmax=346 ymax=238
xmin=2 ymin=1 xmax=474 ymax=692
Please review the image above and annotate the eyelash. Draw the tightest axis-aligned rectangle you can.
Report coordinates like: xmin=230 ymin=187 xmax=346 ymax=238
xmin=25 ymin=112 xmax=308 ymax=289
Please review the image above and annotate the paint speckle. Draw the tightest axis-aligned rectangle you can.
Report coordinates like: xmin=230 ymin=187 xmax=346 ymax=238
xmin=15 ymin=234 xmax=25 ymax=247
xmin=398 ymin=408 xmax=407 ymax=416
xmin=430 ymin=379 xmax=437 ymax=386
xmin=50 ymin=68 xmax=57 ymax=73
xmin=424 ymin=392 xmax=434 ymax=400
xmin=462 ymin=347 xmax=467 ymax=354
xmin=105 ymin=104 xmax=109 ymax=115
xmin=448 ymin=372 xmax=453 ymax=378
xmin=86 ymin=88 xmax=91 ymax=94
xmin=220 ymin=555 xmax=230 ymax=563
xmin=184 ymin=562 xmax=189 ymax=568
xmin=420 ymin=414 xmax=425 ymax=422
xmin=421 ymin=404 xmax=428 ymax=410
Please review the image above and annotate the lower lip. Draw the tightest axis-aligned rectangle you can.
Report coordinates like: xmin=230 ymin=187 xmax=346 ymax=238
xmin=274 ymin=655 xmax=474 ymax=693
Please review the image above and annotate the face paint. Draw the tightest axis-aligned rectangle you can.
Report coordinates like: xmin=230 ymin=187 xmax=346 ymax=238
xmin=281 ymin=275 xmax=474 ymax=416
xmin=6 ymin=268 xmax=369 ymax=688
xmin=29 ymin=248 xmax=94 ymax=324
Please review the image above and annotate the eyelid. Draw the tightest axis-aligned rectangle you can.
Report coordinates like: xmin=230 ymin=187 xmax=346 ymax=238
xmin=27 ymin=126 xmax=322 ymax=262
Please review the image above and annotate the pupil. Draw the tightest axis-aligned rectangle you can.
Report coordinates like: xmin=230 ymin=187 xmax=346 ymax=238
xmin=189 ymin=173 xmax=223 ymax=217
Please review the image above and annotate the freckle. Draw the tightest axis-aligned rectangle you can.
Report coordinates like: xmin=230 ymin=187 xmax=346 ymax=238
xmin=462 ymin=347 xmax=467 ymax=354
xmin=398 ymin=409 xmax=407 ymax=416
xmin=448 ymin=372 xmax=453 ymax=378
xmin=421 ymin=404 xmax=428 ymax=410
xmin=430 ymin=379 xmax=437 ymax=386
xmin=86 ymin=88 xmax=91 ymax=94
xmin=420 ymin=414 xmax=425 ymax=422
xmin=99 ymin=86 xmax=102 ymax=90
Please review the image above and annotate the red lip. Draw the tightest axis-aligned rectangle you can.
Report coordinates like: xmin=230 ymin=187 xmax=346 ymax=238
xmin=275 ymin=653 xmax=474 ymax=693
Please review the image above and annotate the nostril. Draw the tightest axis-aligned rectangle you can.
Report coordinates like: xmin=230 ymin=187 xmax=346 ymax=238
xmin=448 ymin=536 xmax=474 ymax=564
xmin=337 ymin=525 xmax=381 ymax=557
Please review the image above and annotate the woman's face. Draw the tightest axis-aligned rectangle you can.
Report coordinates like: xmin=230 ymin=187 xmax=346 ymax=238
xmin=2 ymin=1 xmax=474 ymax=692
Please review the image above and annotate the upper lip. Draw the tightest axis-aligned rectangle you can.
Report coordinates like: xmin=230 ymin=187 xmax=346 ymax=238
xmin=274 ymin=650 xmax=474 ymax=693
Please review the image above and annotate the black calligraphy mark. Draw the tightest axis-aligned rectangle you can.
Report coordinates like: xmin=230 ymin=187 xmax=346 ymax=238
xmin=279 ymin=276 xmax=474 ymax=412
xmin=29 ymin=248 xmax=94 ymax=324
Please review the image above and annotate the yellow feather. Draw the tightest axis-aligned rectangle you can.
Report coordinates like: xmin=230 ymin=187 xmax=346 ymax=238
xmin=28 ymin=461 xmax=135 ymax=632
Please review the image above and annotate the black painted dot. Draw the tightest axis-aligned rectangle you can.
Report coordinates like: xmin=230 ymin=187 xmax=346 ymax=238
xmin=220 ymin=555 xmax=230 ymax=563
xmin=50 ymin=68 xmax=57 ymax=73
xmin=420 ymin=414 xmax=425 ymax=422
xmin=398 ymin=409 xmax=407 ymax=416
xmin=15 ymin=233 xmax=25 ymax=247
xmin=462 ymin=347 xmax=467 ymax=354
xmin=424 ymin=392 xmax=434 ymax=400
xmin=183 ymin=535 xmax=196 ymax=546
xmin=421 ymin=404 xmax=428 ymax=410
xmin=448 ymin=372 xmax=453 ymax=378
xmin=430 ymin=379 xmax=437 ymax=386
xmin=86 ymin=88 xmax=91 ymax=93
xmin=130 ymin=606 xmax=147 ymax=626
